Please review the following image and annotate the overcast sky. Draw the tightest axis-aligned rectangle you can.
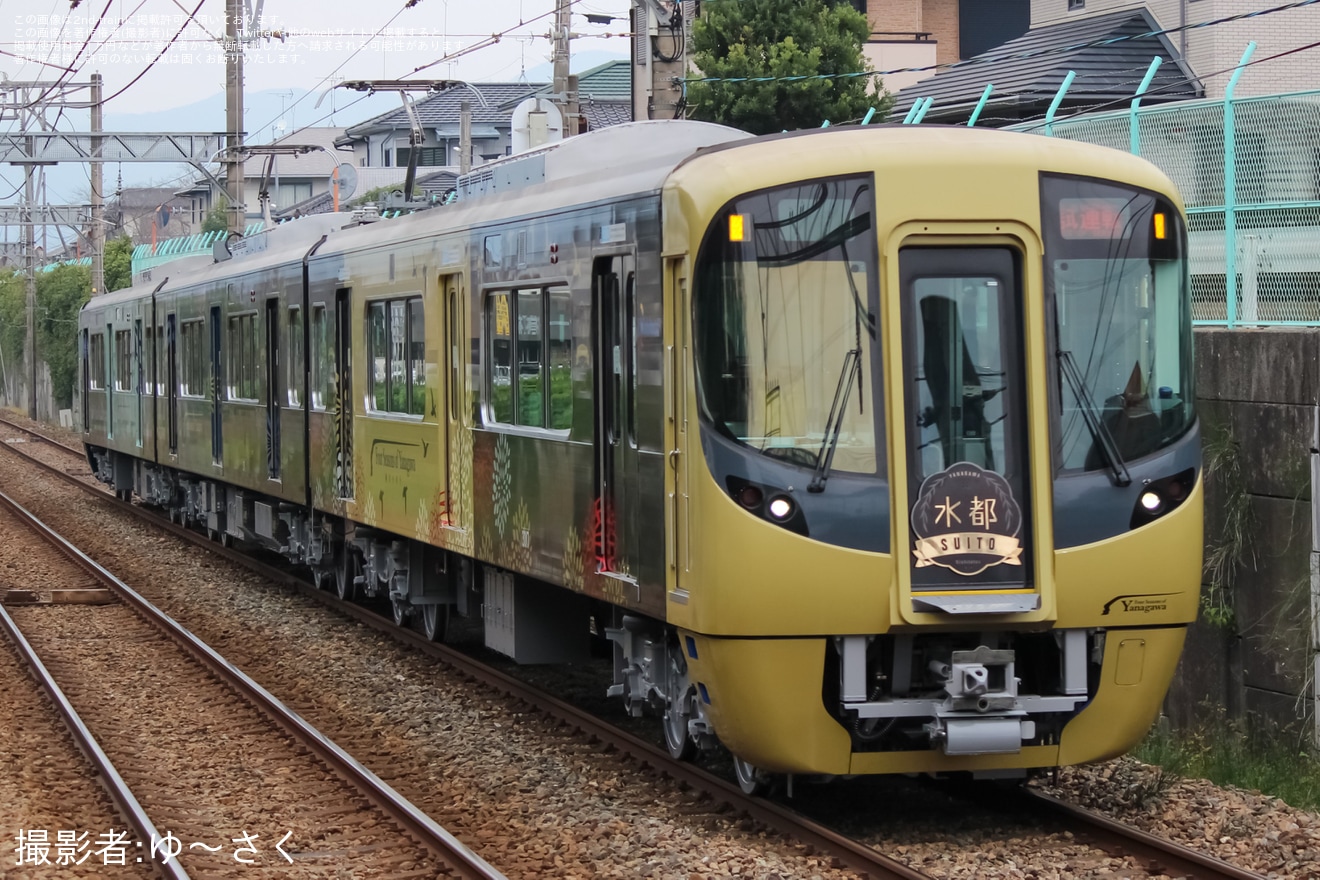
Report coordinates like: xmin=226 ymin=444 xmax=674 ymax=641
xmin=3 ymin=0 xmax=633 ymax=124
xmin=1 ymin=1 xmax=635 ymax=224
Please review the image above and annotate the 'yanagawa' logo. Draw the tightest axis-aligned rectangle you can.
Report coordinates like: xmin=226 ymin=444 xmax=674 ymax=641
xmin=1102 ymin=593 xmax=1177 ymax=615
xmin=910 ymin=462 xmax=1023 ymax=576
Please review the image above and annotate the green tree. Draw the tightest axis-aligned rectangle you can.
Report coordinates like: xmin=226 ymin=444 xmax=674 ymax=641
xmin=36 ymin=264 xmax=92 ymax=409
xmin=202 ymin=197 xmax=229 ymax=233
xmin=687 ymin=0 xmax=890 ymax=134
xmin=0 ymin=270 xmax=24 ymax=389
xmin=103 ymin=235 xmax=134 ymax=293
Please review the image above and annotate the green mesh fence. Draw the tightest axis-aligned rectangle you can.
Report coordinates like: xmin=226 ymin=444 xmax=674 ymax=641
xmin=1011 ymin=90 xmax=1320 ymax=327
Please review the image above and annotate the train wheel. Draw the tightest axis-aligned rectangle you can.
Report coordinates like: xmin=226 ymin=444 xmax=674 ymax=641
xmin=663 ymin=649 xmax=696 ymax=761
xmin=336 ymin=550 xmax=359 ymax=602
xmin=312 ymin=566 xmax=334 ymax=591
xmin=419 ymin=603 xmax=448 ymax=643
xmin=733 ymin=756 xmax=772 ymax=797
xmin=391 ymin=597 xmax=410 ymax=627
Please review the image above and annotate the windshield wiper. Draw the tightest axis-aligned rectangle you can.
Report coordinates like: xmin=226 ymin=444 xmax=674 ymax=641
xmin=1057 ymin=349 xmax=1131 ymax=486
xmin=808 ymin=348 xmax=861 ymax=493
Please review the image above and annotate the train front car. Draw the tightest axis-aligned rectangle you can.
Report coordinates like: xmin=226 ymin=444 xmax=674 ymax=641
xmin=659 ymin=127 xmax=1201 ymax=790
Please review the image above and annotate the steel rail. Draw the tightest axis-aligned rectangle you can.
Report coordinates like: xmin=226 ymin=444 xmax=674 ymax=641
xmin=1023 ymin=789 xmax=1268 ymax=880
xmin=0 ymin=483 xmax=507 ymax=880
xmin=0 ymin=585 xmax=193 ymax=880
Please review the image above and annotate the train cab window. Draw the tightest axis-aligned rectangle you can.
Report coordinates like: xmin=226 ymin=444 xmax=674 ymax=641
xmin=1040 ymin=175 xmax=1193 ymax=470
xmin=180 ymin=319 xmax=206 ymax=397
xmin=288 ymin=306 xmax=303 ymax=407
xmin=311 ymin=305 xmax=331 ymax=410
xmin=88 ymin=333 xmax=106 ymax=390
xmin=228 ymin=312 xmax=259 ymax=401
xmin=694 ymin=175 xmax=884 ymax=476
xmin=367 ymin=295 xmax=426 ymax=416
xmin=114 ymin=329 xmax=133 ymax=391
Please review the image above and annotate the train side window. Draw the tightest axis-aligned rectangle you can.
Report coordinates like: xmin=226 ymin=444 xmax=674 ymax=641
xmin=488 ymin=292 xmax=514 ymax=423
xmin=180 ymin=319 xmax=206 ymax=397
xmin=311 ymin=305 xmax=330 ymax=410
xmin=408 ymin=298 xmax=426 ymax=416
xmin=288 ymin=306 xmax=302 ymax=406
xmin=368 ymin=301 xmax=388 ymax=411
xmin=227 ymin=312 xmax=259 ymax=401
xmin=367 ymin=296 xmax=425 ymax=416
xmin=143 ymin=324 xmax=153 ymax=394
xmin=88 ymin=333 xmax=106 ymax=389
xmin=516 ymin=288 xmax=544 ymax=428
xmin=114 ymin=329 xmax=133 ymax=391
xmin=548 ymin=287 xmax=572 ymax=429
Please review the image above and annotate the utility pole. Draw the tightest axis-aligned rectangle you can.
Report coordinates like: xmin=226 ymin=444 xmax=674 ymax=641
xmin=23 ymin=151 xmax=36 ymax=419
xmin=551 ymin=0 xmax=579 ymax=135
xmin=225 ymin=0 xmax=246 ymax=233
xmin=90 ymin=73 xmax=104 ymax=297
xmin=632 ymin=1 xmax=687 ymax=121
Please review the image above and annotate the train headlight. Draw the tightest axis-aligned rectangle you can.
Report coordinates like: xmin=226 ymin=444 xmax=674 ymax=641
xmin=1139 ymin=490 xmax=1163 ymax=513
xmin=767 ymin=496 xmax=795 ymax=521
xmin=737 ymin=485 xmax=763 ymax=509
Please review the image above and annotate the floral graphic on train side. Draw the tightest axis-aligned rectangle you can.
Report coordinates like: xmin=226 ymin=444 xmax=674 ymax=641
xmin=910 ymin=462 xmax=1022 ymax=576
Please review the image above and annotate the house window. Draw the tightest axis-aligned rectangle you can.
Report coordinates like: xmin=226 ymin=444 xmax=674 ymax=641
xmin=367 ymin=295 xmax=426 ymax=415
xmin=1068 ymin=0 xmax=1084 ymax=9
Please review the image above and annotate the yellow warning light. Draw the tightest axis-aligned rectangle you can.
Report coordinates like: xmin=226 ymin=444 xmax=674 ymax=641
xmin=1153 ymin=212 xmax=1167 ymax=240
xmin=728 ymin=214 xmax=748 ymax=242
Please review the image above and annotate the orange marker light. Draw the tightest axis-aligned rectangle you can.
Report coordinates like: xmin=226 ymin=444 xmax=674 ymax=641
xmin=729 ymin=214 xmax=748 ymax=242
xmin=1153 ymin=212 xmax=1167 ymax=240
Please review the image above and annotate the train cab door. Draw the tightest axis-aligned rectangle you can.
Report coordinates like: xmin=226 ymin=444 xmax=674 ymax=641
xmin=210 ymin=305 xmax=223 ymax=465
xmin=265 ymin=297 xmax=281 ymax=480
xmin=441 ymin=273 xmax=468 ymax=534
xmin=591 ymin=254 xmax=637 ymax=578
xmin=900 ymin=246 xmax=1036 ymax=613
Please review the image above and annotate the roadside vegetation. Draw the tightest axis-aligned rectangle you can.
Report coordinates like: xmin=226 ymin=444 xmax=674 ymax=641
xmin=1134 ymin=720 xmax=1320 ymax=811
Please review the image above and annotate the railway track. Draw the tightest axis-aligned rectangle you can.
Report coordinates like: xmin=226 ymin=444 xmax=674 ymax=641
xmin=0 ymin=479 xmax=505 ymax=879
xmin=0 ymin=412 xmax=1268 ymax=879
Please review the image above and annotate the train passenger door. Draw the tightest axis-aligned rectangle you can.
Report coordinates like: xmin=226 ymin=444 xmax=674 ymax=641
xmin=167 ymin=313 xmax=178 ymax=454
xmin=334 ymin=287 xmax=354 ymax=499
xmin=442 ymin=273 xmax=468 ymax=533
xmin=210 ymin=305 xmax=223 ymax=464
xmin=900 ymin=247 xmax=1035 ymax=612
xmin=134 ymin=318 xmax=144 ymax=448
xmin=80 ymin=329 xmax=89 ymax=433
xmin=106 ymin=323 xmax=114 ymax=439
xmin=265 ymin=298 xmax=281 ymax=480
xmin=591 ymin=254 xmax=636 ymax=577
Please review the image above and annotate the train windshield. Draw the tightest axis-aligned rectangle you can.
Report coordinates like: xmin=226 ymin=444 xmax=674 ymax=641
xmin=1041 ymin=175 xmax=1194 ymax=471
xmin=693 ymin=176 xmax=883 ymax=477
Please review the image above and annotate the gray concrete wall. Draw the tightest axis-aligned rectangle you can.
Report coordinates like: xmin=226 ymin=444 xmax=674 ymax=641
xmin=1168 ymin=327 xmax=1318 ymax=740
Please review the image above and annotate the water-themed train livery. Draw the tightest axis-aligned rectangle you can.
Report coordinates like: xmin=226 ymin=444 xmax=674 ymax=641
xmin=81 ymin=120 xmax=1201 ymax=793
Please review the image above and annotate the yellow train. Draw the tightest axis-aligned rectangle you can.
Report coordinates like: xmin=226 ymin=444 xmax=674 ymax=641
xmin=80 ymin=121 xmax=1201 ymax=793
